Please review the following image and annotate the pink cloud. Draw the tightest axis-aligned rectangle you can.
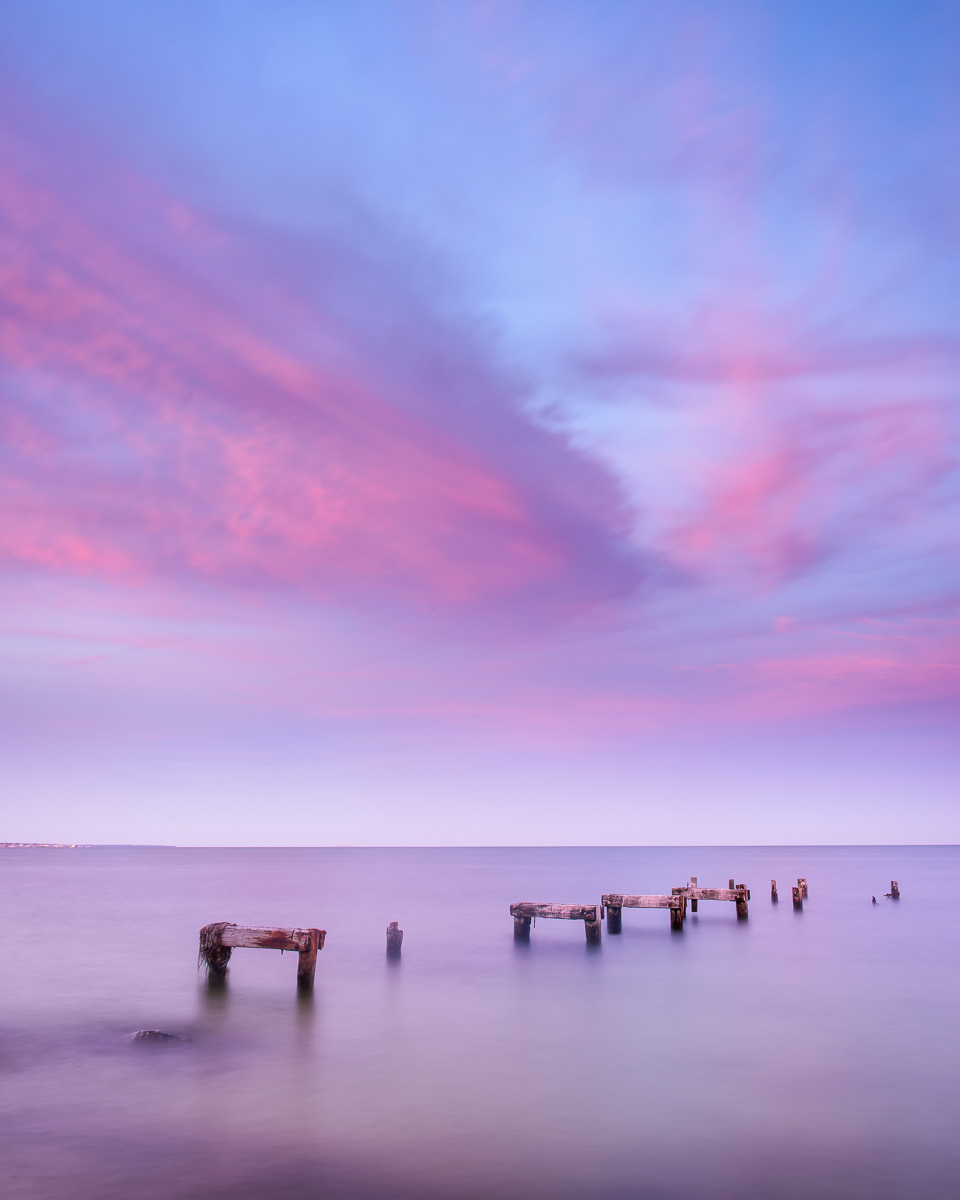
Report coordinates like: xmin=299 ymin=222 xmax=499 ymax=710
xmin=0 ymin=91 xmax=644 ymax=622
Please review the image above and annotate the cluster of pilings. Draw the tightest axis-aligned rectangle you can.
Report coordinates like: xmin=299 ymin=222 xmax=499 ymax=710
xmin=510 ymin=877 xmax=752 ymax=944
xmin=198 ymin=919 xmax=405 ymax=992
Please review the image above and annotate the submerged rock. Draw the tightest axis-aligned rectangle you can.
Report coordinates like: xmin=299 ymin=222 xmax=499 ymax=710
xmin=128 ymin=1029 xmax=183 ymax=1043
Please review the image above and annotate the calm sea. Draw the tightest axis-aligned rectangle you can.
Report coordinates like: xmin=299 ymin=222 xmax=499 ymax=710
xmin=1 ymin=846 xmax=958 ymax=1199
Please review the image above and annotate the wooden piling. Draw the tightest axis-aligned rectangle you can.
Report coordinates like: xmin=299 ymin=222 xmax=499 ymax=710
xmin=771 ymin=879 xmax=778 ymax=902
xmin=584 ymin=915 xmax=602 ymax=945
xmin=297 ymin=927 xmax=321 ymax=988
xmin=792 ymin=887 xmax=802 ymax=909
xmin=670 ymin=904 xmax=684 ymax=931
xmin=606 ymin=905 xmax=622 ymax=934
xmin=890 ymin=880 xmax=900 ymax=899
xmin=513 ymin=914 xmax=532 ymax=939
xmin=386 ymin=921 xmax=403 ymax=956
xmin=798 ymin=878 xmax=808 ymax=898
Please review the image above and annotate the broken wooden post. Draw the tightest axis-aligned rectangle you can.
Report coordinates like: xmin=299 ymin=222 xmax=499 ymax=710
xmin=734 ymin=885 xmax=748 ymax=920
xmin=510 ymin=903 xmax=601 ymax=944
xmin=690 ymin=876 xmax=698 ymax=912
xmin=889 ymin=880 xmax=900 ymax=899
xmin=728 ymin=878 xmax=735 ymax=889
xmin=386 ymin=921 xmax=403 ymax=957
xmin=771 ymin=879 xmax=778 ymax=902
xmin=798 ymin=877 xmax=808 ymax=898
xmin=605 ymin=904 xmax=622 ymax=934
xmin=198 ymin=923 xmax=325 ymax=990
xmin=792 ymin=887 xmax=803 ymax=909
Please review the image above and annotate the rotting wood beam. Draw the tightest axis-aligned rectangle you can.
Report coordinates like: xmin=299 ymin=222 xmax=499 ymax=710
xmin=199 ymin=923 xmax=325 ymax=990
xmin=509 ymin=903 xmax=601 ymax=944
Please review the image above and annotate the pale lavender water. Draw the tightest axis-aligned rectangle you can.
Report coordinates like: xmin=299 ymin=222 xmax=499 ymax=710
xmin=1 ymin=847 xmax=958 ymax=1199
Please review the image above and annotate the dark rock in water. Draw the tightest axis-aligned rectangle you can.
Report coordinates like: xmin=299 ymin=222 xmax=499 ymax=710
xmin=128 ymin=1030 xmax=183 ymax=1043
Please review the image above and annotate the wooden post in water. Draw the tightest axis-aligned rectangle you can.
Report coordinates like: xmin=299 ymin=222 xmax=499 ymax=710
xmin=690 ymin=876 xmax=698 ymax=912
xmin=585 ymin=912 xmax=602 ymax=945
xmin=798 ymin=878 xmax=808 ymax=898
xmin=734 ymin=886 xmax=749 ymax=919
xmin=889 ymin=880 xmax=900 ymax=899
xmin=771 ymin=879 xmax=778 ymax=902
xmin=297 ymin=927 xmax=321 ymax=988
xmin=728 ymin=878 xmax=735 ymax=889
xmin=386 ymin=921 xmax=403 ymax=957
xmin=670 ymin=898 xmax=685 ymax=931
xmin=606 ymin=904 xmax=622 ymax=934
xmin=513 ymin=913 xmax=532 ymax=939
xmin=792 ymin=887 xmax=803 ymax=909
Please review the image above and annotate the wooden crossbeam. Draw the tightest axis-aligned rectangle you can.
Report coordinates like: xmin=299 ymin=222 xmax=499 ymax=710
xmin=510 ymin=903 xmax=600 ymax=920
xmin=199 ymin=922 xmax=325 ymax=989
xmin=509 ymin=903 xmax=601 ymax=943
xmin=600 ymin=893 xmax=684 ymax=932
xmin=602 ymin=893 xmax=680 ymax=909
xmin=672 ymin=887 xmax=747 ymax=902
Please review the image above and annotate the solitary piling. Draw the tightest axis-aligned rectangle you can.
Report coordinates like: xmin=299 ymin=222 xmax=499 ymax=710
xmin=386 ymin=921 xmax=403 ymax=956
xmin=889 ymin=880 xmax=900 ymax=899
xmin=771 ymin=879 xmax=778 ymax=903
xmin=792 ymin=887 xmax=803 ymax=910
xmin=798 ymin=878 xmax=808 ymax=898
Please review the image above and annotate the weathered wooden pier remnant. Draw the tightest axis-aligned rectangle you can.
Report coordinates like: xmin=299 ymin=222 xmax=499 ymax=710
xmin=885 ymin=880 xmax=900 ymax=899
xmin=792 ymin=887 xmax=803 ymax=909
xmin=672 ymin=879 xmax=750 ymax=920
xmin=602 ymin=893 xmax=685 ymax=932
xmin=771 ymin=879 xmax=779 ymax=902
xmin=510 ymin=903 xmax=602 ymax=944
xmin=798 ymin=878 xmax=808 ymax=898
xmin=199 ymin=923 xmax=325 ymax=989
xmin=386 ymin=921 xmax=403 ymax=956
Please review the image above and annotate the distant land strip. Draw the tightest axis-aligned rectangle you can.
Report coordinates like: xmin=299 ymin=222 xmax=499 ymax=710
xmin=0 ymin=842 xmax=92 ymax=849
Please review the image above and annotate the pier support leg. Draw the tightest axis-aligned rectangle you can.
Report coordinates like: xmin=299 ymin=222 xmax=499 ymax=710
xmin=771 ymin=880 xmax=778 ymax=903
xmin=792 ymin=887 xmax=803 ymax=910
xmin=691 ymin=898 xmax=698 ymax=912
xmin=735 ymin=891 xmax=749 ymax=920
xmin=514 ymin=915 xmax=532 ymax=940
xmin=798 ymin=878 xmax=808 ymax=898
xmin=606 ymin=905 xmax=622 ymax=934
xmin=297 ymin=929 xmax=320 ymax=989
xmin=199 ymin=923 xmax=232 ymax=976
xmin=890 ymin=880 xmax=900 ymax=899
xmin=670 ymin=905 xmax=683 ymax=931
xmin=584 ymin=918 xmax=602 ymax=945
xmin=386 ymin=921 xmax=403 ymax=957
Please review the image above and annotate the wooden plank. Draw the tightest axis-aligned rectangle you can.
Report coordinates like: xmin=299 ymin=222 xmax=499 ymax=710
xmin=219 ymin=925 xmax=318 ymax=952
xmin=602 ymin=894 xmax=679 ymax=910
xmin=510 ymin=903 xmax=600 ymax=921
xmin=671 ymin=888 xmax=743 ymax=903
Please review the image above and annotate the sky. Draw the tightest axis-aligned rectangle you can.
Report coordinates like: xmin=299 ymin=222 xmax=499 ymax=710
xmin=2 ymin=1 xmax=958 ymax=845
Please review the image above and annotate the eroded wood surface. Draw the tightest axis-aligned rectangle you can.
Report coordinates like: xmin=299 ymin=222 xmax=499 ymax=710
xmin=510 ymin=903 xmax=600 ymax=921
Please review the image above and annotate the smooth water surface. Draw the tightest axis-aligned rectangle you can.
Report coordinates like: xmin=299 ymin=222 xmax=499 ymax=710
xmin=2 ymin=846 xmax=958 ymax=1199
